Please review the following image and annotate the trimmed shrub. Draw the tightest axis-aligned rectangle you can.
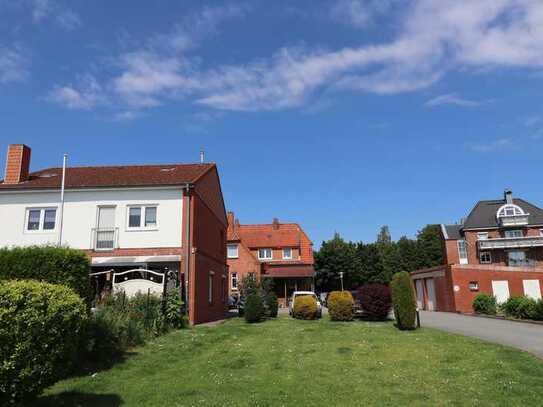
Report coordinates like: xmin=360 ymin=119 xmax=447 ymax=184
xmin=534 ymin=299 xmax=543 ymax=321
xmin=472 ymin=293 xmax=497 ymax=315
xmin=264 ymin=291 xmax=279 ymax=318
xmin=0 ymin=246 xmax=91 ymax=304
xmin=501 ymin=296 xmax=538 ymax=319
xmin=0 ymin=280 xmax=87 ymax=404
xmin=357 ymin=284 xmax=392 ymax=320
xmin=293 ymin=295 xmax=318 ymax=320
xmin=390 ymin=272 xmax=417 ymax=330
xmin=327 ymin=291 xmax=354 ymax=321
xmin=244 ymin=292 xmax=265 ymax=323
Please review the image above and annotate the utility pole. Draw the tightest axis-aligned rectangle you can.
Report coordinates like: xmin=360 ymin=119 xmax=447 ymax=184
xmin=58 ymin=153 xmax=67 ymax=246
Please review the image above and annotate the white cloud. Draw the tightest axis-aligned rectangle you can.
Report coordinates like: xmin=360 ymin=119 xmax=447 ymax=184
xmin=425 ymin=93 xmax=485 ymax=108
xmin=469 ymin=138 xmax=512 ymax=152
xmin=47 ymin=75 xmax=106 ymax=110
xmin=331 ymin=0 xmax=396 ymax=28
xmin=0 ymin=46 xmax=26 ymax=83
xmin=32 ymin=0 xmax=81 ymax=29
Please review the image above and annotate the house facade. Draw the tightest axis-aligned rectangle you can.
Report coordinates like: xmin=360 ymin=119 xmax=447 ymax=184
xmin=0 ymin=144 xmax=228 ymax=325
xmin=226 ymin=212 xmax=315 ymax=307
xmin=412 ymin=190 xmax=543 ymax=313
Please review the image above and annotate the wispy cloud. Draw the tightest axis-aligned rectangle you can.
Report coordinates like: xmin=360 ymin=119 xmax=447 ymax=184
xmin=469 ymin=138 xmax=512 ymax=153
xmin=46 ymin=75 xmax=106 ymax=110
xmin=425 ymin=93 xmax=486 ymax=108
xmin=32 ymin=0 xmax=81 ymax=30
xmin=331 ymin=0 xmax=397 ymax=28
xmin=0 ymin=46 xmax=26 ymax=83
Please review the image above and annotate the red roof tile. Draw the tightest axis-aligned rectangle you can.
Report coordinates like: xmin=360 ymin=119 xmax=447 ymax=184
xmin=262 ymin=265 xmax=315 ymax=278
xmin=0 ymin=163 xmax=214 ymax=190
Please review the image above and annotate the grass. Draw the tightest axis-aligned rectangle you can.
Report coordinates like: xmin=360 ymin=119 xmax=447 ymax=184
xmin=35 ymin=316 xmax=543 ymax=407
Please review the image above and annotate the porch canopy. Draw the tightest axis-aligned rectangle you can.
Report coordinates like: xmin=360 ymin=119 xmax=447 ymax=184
xmin=262 ymin=265 xmax=315 ymax=278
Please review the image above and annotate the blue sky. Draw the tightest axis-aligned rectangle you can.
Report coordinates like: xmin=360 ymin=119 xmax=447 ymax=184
xmin=1 ymin=0 xmax=543 ymax=247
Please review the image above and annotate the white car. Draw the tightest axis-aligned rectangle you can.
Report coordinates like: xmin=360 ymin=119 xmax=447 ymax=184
xmin=288 ymin=291 xmax=322 ymax=318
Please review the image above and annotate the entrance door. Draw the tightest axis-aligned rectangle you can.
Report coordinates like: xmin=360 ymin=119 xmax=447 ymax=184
xmin=523 ymin=280 xmax=542 ymax=300
xmin=415 ymin=280 xmax=424 ymax=309
xmin=426 ymin=278 xmax=436 ymax=311
xmin=96 ymin=206 xmax=116 ymax=250
xmin=492 ymin=280 xmax=510 ymax=304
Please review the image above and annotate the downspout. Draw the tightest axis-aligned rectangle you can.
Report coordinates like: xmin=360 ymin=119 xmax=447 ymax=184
xmin=182 ymin=183 xmax=193 ymax=318
xmin=58 ymin=153 xmax=67 ymax=246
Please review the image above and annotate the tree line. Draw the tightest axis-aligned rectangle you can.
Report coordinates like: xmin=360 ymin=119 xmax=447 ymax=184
xmin=314 ymin=225 xmax=443 ymax=292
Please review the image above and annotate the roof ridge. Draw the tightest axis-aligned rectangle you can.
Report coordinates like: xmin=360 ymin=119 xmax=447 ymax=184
xmin=32 ymin=163 xmax=214 ymax=172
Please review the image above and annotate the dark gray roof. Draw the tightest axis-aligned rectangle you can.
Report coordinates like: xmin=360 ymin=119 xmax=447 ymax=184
xmin=463 ymin=198 xmax=543 ymax=229
xmin=442 ymin=224 xmax=462 ymax=240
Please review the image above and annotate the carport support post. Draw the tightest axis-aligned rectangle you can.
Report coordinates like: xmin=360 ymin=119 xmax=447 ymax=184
xmin=284 ymin=281 xmax=287 ymax=307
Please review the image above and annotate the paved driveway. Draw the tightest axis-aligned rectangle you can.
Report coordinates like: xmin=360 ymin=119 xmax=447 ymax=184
xmin=420 ymin=311 xmax=543 ymax=358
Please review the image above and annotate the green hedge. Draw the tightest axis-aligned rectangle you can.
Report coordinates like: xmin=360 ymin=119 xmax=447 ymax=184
xmin=501 ymin=296 xmax=538 ymax=319
xmin=472 ymin=293 xmax=497 ymax=315
xmin=0 ymin=246 xmax=91 ymax=304
xmin=0 ymin=280 xmax=87 ymax=404
xmin=293 ymin=295 xmax=318 ymax=320
xmin=390 ymin=272 xmax=417 ymax=330
xmin=264 ymin=291 xmax=279 ymax=318
xmin=327 ymin=291 xmax=354 ymax=321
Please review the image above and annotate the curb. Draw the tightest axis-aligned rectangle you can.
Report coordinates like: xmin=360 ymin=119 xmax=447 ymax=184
xmin=464 ymin=313 xmax=543 ymax=326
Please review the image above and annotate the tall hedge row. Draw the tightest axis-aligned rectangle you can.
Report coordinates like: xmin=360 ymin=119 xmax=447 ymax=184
xmin=0 ymin=280 xmax=87 ymax=404
xmin=390 ymin=272 xmax=417 ymax=330
xmin=0 ymin=246 xmax=91 ymax=303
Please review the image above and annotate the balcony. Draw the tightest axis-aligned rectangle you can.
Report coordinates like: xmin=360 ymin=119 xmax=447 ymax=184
xmin=498 ymin=214 xmax=529 ymax=227
xmin=478 ymin=235 xmax=543 ymax=250
xmin=508 ymin=259 xmax=537 ymax=268
xmin=92 ymin=227 xmax=119 ymax=251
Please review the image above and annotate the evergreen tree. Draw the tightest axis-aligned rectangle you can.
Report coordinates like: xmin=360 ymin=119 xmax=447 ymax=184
xmin=376 ymin=226 xmax=392 ymax=245
xmin=397 ymin=236 xmax=420 ymax=272
xmin=416 ymin=224 xmax=443 ymax=268
xmin=314 ymin=233 xmax=359 ymax=291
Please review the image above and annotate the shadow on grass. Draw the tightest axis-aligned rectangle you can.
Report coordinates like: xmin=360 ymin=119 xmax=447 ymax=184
xmin=32 ymin=392 xmax=122 ymax=407
xmin=68 ymin=351 xmax=138 ymax=379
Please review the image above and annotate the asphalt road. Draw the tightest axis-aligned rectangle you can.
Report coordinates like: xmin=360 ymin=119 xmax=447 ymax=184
xmin=420 ymin=311 xmax=543 ymax=358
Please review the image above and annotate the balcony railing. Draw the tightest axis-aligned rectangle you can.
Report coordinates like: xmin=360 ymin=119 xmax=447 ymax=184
xmin=478 ymin=235 xmax=543 ymax=250
xmin=508 ymin=259 xmax=537 ymax=268
xmin=498 ymin=214 xmax=529 ymax=226
xmin=92 ymin=227 xmax=119 ymax=251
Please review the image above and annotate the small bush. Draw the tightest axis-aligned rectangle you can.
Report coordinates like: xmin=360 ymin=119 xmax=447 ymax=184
xmin=164 ymin=289 xmax=186 ymax=329
xmin=533 ymin=299 xmax=543 ymax=321
xmin=502 ymin=296 xmax=538 ymax=319
xmin=328 ymin=291 xmax=354 ymax=321
xmin=357 ymin=284 xmax=392 ymax=320
xmin=472 ymin=293 xmax=497 ymax=315
xmin=0 ymin=280 xmax=87 ymax=405
xmin=0 ymin=246 xmax=92 ymax=304
xmin=390 ymin=272 xmax=417 ymax=330
xmin=264 ymin=291 xmax=279 ymax=318
xmin=293 ymin=295 xmax=318 ymax=320
xmin=244 ymin=292 xmax=265 ymax=323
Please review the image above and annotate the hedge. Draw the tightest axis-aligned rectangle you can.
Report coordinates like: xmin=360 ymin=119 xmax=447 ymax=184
xmin=0 ymin=246 xmax=92 ymax=304
xmin=328 ymin=291 xmax=354 ymax=321
xmin=293 ymin=295 xmax=318 ymax=320
xmin=501 ymin=296 xmax=538 ymax=319
xmin=264 ymin=291 xmax=279 ymax=318
xmin=390 ymin=272 xmax=417 ymax=330
xmin=0 ymin=280 xmax=87 ymax=404
xmin=357 ymin=284 xmax=392 ymax=320
xmin=472 ymin=293 xmax=497 ymax=315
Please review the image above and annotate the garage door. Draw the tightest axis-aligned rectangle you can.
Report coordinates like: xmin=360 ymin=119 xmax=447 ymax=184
xmin=491 ymin=280 xmax=510 ymax=304
xmin=426 ymin=278 xmax=436 ymax=311
xmin=523 ymin=280 xmax=542 ymax=300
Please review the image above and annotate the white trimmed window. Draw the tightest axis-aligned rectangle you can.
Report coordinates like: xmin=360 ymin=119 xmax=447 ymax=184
xmin=127 ymin=205 xmax=158 ymax=229
xmin=25 ymin=208 xmax=57 ymax=232
xmin=231 ymin=272 xmax=238 ymax=290
xmin=227 ymin=244 xmax=239 ymax=259
xmin=479 ymin=251 xmax=491 ymax=264
xmin=477 ymin=232 xmax=488 ymax=240
xmin=497 ymin=204 xmax=524 ymax=218
xmin=258 ymin=248 xmax=273 ymax=260
xmin=208 ymin=271 xmax=214 ymax=304
xmin=504 ymin=229 xmax=523 ymax=238
xmin=282 ymin=247 xmax=292 ymax=259
xmin=457 ymin=240 xmax=468 ymax=264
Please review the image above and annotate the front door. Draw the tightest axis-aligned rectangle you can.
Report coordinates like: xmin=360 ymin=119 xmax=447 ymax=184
xmin=426 ymin=278 xmax=436 ymax=311
xmin=415 ymin=280 xmax=424 ymax=309
xmin=492 ymin=280 xmax=510 ymax=304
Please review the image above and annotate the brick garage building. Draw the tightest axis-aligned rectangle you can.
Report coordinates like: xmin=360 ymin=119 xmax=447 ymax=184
xmin=226 ymin=212 xmax=315 ymax=307
xmin=412 ymin=190 xmax=543 ymax=313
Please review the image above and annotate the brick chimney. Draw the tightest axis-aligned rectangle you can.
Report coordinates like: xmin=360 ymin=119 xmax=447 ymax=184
xmin=227 ymin=211 xmax=235 ymax=226
xmin=504 ymin=189 xmax=513 ymax=204
xmin=3 ymin=144 xmax=31 ymax=184
xmin=272 ymin=217 xmax=280 ymax=230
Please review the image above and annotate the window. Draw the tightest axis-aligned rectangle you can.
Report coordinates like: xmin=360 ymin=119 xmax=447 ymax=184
xmin=479 ymin=251 xmax=491 ymax=264
xmin=457 ymin=240 xmax=468 ymax=264
xmin=540 ymin=229 xmax=543 ymax=237
xmin=208 ymin=272 xmax=214 ymax=304
xmin=227 ymin=244 xmax=239 ymax=259
xmin=469 ymin=281 xmax=479 ymax=291
xmin=258 ymin=248 xmax=272 ymax=260
xmin=283 ymin=247 xmax=292 ymax=259
xmin=127 ymin=206 xmax=158 ymax=229
xmin=504 ymin=229 xmax=523 ymax=238
xmin=26 ymin=208 xmax=57 ymax=232
xmin=497 ymin=204 xmax=524 ymax=218
xmin=477 ymin=232 xmax=488 ymax=240
xmin=231 ymin=272 xmax=238 ymax=290
xmin=508 ymin=250 xmax=526 ymax=266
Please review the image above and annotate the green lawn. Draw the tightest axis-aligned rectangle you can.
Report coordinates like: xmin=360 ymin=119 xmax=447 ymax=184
xmin=35 ymin=316 xmax=543 ymax=407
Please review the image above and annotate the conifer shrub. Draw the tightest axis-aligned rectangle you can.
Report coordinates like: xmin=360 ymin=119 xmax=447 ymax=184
xmin=293 ymin=295 xmax=318 ymax=320
xmin=472 ymin=293 xmax=497 ymax=315
xmin=390 ymin=272 xmax=417 ymax=330
xmin=501 ymin=295 xmax=538 ymax=319
xmin=327 ymin=291 xmax=354 ymax=321
xmin=357 ymin=284 xmax=392 ymax=320
xmin=264 ymin=291 xmax=279 ymax=318
xmin=244 ymin=292 xmax=265 ymax=323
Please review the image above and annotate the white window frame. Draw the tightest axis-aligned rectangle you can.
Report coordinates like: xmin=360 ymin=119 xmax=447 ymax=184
xmin=282 ymin=247 xmax=293 ymax=260
xmin=479 ymin=251 xmax=492 ymax=264
xmin=126 ymin=205 xmax=159 ymax=231
xmin=231 ymin=272 xmax=238 ymax=290
xmin=258 ymin=248 xmax=273 ymax=260
xmin=227 ymin=244 xmax=239 ymax=259
xmin=504 ymin=229 xmax=523 ymax=238
xmin=497 ymin=204 xmax=525 ymax=218
xmin=24 ymin=207 xmax=58 ymax=233
xmin=208 ymin=271 xmax=214 ymax=304
xmin=457 ymin=240 xmax=468 ymax=264
xmin=477 ymin=232 xmax=489 ymax=240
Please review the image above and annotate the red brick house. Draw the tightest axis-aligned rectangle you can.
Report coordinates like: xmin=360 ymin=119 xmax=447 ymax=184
xmin=0 ymin=144 xmax=228 ymax=325
xmin=226 ymin=212 xmax=315 ymax=307
xmin=412 ymin=190 xmax=543 ymax=313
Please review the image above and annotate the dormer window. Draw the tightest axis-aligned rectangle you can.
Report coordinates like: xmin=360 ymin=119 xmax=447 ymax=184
xmin=497 ymin=204 xmax=524 ymax=218
xmin=496 ymin=204 xmax=529 ymax=226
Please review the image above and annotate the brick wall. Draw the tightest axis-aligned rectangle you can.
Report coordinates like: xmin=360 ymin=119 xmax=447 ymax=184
xmin=4 ymin=144 xmax=31 ymax=184
xmin=227 ymin=242 xmax=261 ymax=295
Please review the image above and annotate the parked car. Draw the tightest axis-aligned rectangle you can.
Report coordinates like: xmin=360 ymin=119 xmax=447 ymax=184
xmin=288 ymin=291 xmax=322 ymax=318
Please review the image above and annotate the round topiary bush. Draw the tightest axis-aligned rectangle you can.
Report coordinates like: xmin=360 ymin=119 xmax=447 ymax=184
xmin=244 ymin=292 xmax=265 ymax=323
xmin=264 ymin=291 xmax=279 ymax=318
xmin=0 ymin=280 xmax=87 ymax=405
xmin=472 ymin=293 xmax=497 ymax=315
xmin=293 ymin=295 xmax=318 ymax=320
xmin=327 ymin=291 xmax=354 ymax=321
xmin=390 ymin=272 xmax=417 ymax=330
xmin=357 ymin=284 xmax=392 ymax=321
